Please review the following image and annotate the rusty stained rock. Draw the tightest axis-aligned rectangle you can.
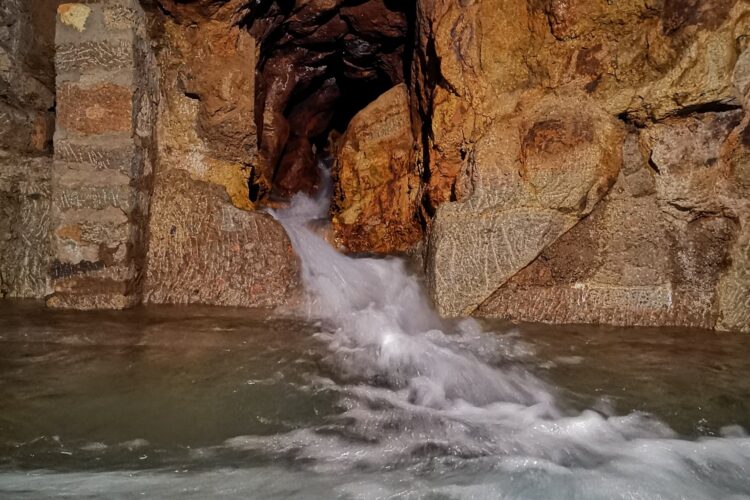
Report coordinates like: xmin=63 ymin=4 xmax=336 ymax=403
xmin=331 ymin=84 xmax=423 ymax=254
xmin=412 ymin=0 xmax=748 ymax=210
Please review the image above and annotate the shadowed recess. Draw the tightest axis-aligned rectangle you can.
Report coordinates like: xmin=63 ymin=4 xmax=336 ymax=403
xmin=241 ymin=0 xmax=416 ymax=201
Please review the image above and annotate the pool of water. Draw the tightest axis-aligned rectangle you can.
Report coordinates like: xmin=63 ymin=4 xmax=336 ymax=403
xmin=1 ymin=301 xmax=749 ymax=499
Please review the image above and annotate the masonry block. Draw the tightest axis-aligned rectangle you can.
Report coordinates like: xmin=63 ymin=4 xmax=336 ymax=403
xmin=57 ymin=83 xmax=133 ymax=136
xmin=48 ymin=0 xmax=156 ymax=309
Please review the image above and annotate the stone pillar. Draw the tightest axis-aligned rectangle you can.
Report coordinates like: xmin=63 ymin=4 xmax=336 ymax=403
xmin=48 ymin=1 xmax=156 ymax=309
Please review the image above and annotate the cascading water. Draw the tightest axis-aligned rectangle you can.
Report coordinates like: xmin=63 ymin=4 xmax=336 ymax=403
xmin=264 ymin=169 xmax=750 ymax=499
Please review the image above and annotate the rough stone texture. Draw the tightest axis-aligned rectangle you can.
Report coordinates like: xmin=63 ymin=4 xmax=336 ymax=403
xmin=417 ymin=0 xmax=750 ymax=331
xmin=331 ymin=84 xmax=423 ymax=254
xmin=476 ymin=162 xmax=737 ymax=328
xmin=426 ymin=92 xmax=623 ymax=316
xmin=0 ymin=155 xmax=52 ymax=298
xmin=144 ymin=169 xmax=299 ymax=307
xmin=151 ymin=16 xmax=257 ymax=212
xmin=0 ymin=0 xmax=61 ymax=299
xmin=57 ymin=82 xmax=134 ymax=136
xmin=48 ymin=0 xmax=158 ymax=310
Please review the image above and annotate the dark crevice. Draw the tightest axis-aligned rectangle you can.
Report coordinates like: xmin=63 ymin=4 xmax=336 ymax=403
xmin=672 ymin=100 xmax=743 ymax=117
xmin=616 ymin=111 xmax=646 ymax=129
xmin=416 ymin=33 xmax=442 ymax=218
xmin=242 ymin=0 xmax=417 ymax=203
xmin=648 ymin=155 xmax=661 ymax=175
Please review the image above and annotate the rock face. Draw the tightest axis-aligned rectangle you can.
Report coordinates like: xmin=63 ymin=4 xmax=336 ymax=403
xmin=414 ymin=0 xmax=750 ymax=332
xmin=143 ymin=169 xmax=299 ymax=307
xmin=331 ymin=84 xmax=422 ymax=254
xmin=0 ymin=0 xmax=59 ymax=299
xmin=426 ymin=94 xmax=623 ymax=316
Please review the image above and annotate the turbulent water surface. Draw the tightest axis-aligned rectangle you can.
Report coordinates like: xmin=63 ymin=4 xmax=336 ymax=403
xmin=1 ymin=191 xmax=750 ymax=499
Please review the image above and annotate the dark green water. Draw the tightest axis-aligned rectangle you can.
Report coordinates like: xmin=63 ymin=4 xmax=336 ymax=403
xmin=1 ymin=301 xmax=749 ymax=499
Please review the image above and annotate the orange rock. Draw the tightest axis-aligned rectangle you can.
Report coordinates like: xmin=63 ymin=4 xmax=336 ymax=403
xmin=57 ymin=83 xmax=132 ymax=136
xmin=331 ymin=84 xmax=423 ymax=254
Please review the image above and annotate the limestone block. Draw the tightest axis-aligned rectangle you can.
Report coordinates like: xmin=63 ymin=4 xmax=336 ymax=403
xmin=427 ymin=206 xmax=577 ymax=317
xmin=476 ymin=175 xmax=739 ymax=330
xmin=56 ymin=39 xmax=134 ymax=75
xmin=144 ymin=169 xmax=300 ymax=308
xmin=48 ymin=0 xmax=156 ymax=310
xmin=55 ymin=138 xmax=139 ymax=177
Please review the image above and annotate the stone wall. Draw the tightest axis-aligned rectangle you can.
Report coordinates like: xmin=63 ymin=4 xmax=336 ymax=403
xmin=2 ymin=0 xmax=300 ymax=310
xmin=48 ymin=1 xmax=157 ymax=309
xmin=0 ymin=0 xmax=59 ymax=299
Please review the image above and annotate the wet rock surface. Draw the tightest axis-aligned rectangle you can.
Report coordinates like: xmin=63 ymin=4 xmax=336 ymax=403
xmin=158 ymin=0 xmax=414 ymax=200
xmin=248 ymin=0 xmax=413 ymax=199
xmin=331 ymin=84 xmax=422 ymax=254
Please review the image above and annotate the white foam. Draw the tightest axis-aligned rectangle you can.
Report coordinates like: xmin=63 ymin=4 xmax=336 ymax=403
xmin=267 ymin=175 xmax=750 ymax=498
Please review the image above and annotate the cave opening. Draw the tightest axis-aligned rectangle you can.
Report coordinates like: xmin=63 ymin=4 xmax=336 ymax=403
xmin=243 ymin=0 xmax=416 ymax=203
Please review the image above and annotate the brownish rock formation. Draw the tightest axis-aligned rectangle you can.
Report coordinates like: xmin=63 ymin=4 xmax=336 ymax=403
xmin=145 ymin=3 xmax=301 ymax=308
xmin=331 ymin=84 xmax=422 ymax=254
xmin=247 ymin=0 xmax=413 ymax=199
xmin=416 ymin=0 xmax=750 ymax=332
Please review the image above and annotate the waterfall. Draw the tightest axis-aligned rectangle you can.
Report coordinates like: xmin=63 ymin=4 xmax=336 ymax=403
xmin=266 ymin=175 xmax=750 ymax=499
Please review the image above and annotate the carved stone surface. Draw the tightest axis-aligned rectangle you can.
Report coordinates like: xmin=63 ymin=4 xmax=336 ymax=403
xmin=144 ymin=169 xmax=300 ymax=308
xmin=48 ymin=0 xmax=157 ymax=310
xmin=426 ymin=93 xmax=623 ymax=317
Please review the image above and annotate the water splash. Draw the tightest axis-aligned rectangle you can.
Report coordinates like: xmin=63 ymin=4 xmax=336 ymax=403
xmin=268 ymin=175 xmax=750 ymax=498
